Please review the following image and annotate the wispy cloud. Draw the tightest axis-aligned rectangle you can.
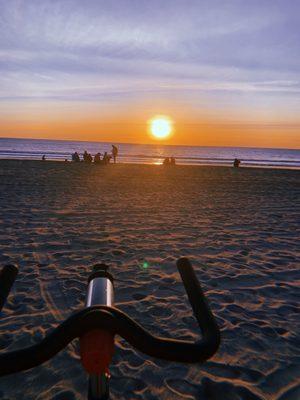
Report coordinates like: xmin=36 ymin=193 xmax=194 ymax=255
xmin=0 ymin=0 xmax=299 ymax=120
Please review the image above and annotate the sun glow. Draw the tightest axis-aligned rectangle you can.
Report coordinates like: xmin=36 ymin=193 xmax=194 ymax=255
xmin=149 ymin=116 xmax=173 ymax=140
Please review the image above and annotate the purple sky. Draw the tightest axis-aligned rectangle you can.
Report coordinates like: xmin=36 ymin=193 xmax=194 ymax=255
xmin=0 ymin=0 xmax=299 ymax=145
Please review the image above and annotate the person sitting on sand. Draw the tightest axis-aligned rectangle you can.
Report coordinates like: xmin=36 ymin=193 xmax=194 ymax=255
xmin=83 ymin=151 xmax=92 ymax=163
xmin=83 ymin=150 xmax=89 ymax=162
xmin=163 ymin=157 xmax=170 ymax=166
xmin=103 ymin=152 xmax=108 ymax=165
xmin=112 ymin=145 xmax=118 ymax=163
xmin=170 ymin=157 xmax=176 ymax=165
xmin=94 ymin=152 xmax=101 ymax=164
xmin=72 ymin=152 xmax=80 ymax=162
xmin=103 ymin=152 xmax=111 ymax=165
xmin=233 ymin=158 xmax=241 ymax=168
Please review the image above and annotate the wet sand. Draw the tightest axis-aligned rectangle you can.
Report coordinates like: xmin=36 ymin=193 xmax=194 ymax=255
xmin=0 ymin=160 xmax=299 ymax=399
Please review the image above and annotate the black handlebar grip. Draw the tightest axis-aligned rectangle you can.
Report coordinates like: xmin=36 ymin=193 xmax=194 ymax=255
xmin=0 ymin=265 xmax=19 ymax=313
xmin=177 ymin=257 xmax=220 ymax=354
xmin=0 ymin=258 xmax=220 ymax=376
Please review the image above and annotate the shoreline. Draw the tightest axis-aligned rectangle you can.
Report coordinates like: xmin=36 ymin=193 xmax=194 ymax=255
xmin=1 ymin=158 xmax=300 ymax=171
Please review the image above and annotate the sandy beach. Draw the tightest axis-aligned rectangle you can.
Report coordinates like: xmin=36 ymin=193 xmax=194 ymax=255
xmin=0 ymin=160 xmax=299 ymax=400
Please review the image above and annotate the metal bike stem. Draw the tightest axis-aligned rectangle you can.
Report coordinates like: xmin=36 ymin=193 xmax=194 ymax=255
xmin=86 ymin=267 xmax=114 ymax=400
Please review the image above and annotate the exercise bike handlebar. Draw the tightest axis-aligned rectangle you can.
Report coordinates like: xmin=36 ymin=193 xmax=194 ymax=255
xmin=0 ymin=258 xmax=220 ymax=376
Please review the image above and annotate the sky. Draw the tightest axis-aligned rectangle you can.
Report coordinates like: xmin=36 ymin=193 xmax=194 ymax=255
xmin=0 ymin=0 xmax=299 ymax=148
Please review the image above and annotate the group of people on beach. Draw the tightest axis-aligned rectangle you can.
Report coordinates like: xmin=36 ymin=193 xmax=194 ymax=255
xmin=71 ymin=145 xmax=118 ymax=165
xmin=163 ymin=157 xmax=176 ymax=166
xmin=43 ymin=146 xmax=242 ymax=168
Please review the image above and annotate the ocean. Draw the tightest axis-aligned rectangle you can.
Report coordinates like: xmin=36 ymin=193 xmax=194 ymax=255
xmin=0 ymin=137 xmax=300 ymax=169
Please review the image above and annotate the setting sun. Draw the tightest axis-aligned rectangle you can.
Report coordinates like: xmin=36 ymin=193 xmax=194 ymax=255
xmin=149 ymin=116 xmax=173 ymax=140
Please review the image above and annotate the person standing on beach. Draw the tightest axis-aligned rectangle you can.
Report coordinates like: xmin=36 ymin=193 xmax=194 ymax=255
xmin=112 ymin=145 xmax=118 ymax=163
xmin=233 ymin=158 xmax=241 ymax=168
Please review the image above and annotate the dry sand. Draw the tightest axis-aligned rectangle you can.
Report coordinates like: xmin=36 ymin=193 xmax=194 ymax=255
xmin=0 ymin=160 xmax=299 ymax=400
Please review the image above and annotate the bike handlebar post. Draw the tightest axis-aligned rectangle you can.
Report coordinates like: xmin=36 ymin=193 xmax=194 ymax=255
xmin=80 ymin=264 xmax=115 ymax=400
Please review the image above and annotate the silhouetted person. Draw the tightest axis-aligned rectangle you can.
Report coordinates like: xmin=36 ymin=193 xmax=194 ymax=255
xmin=112 ymin=145 xmax=118 ymax=163
xmin=83 ymin=150 xmax=88 ymax=162
xmin=163 ymin=157 xmax=170 ymax=166
xmin=83 ymin=151 xmax=92 ymax=163
xmin=94 ymin=153 xmax=101 ymax=164
xmin=233 ymin=158 xmax=241 ymax=168
xmin=170 ymin=157 xmax=176 ymax=165
xmin=103 ymin=152 xmax=110 ymax=165
xmin=72 ymin=152 xmax=80 ymax=162
xmin=42 ymin=155 xmax=46 ymax=161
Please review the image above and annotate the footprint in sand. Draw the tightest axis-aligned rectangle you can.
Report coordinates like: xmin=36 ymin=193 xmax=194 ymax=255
xmin=37 ymin=388 xmax=76 ymax=400
xmin=0 ymin=333 xmax=13 ymax=350
xmin=165 ymin=378 xmax=198 ymax=398
xmin=132 ymin=293 xmax=147 ymax=301
xmin=112 ymin=376 xmax=147 ymax=395
xmin=202 ymin=377 xmax=263 ymax=400
xmin=277 ymin=384 xmax=300 ymax=400
xmin=202 ymin=361 xmax=263 ymax=383
xmin=52 ymin=390 xmax=76 ymax=400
